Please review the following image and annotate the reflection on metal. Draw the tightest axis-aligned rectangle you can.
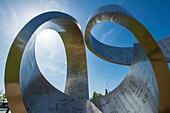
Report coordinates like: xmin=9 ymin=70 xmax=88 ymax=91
xmin=87 ymin=33 xmax=170 ymax=65
xmin=85 ymin=5 xmax=170 ymax=113
xmin=5 ymin=4 xmax=170 ymax=113
xmin=5 ymin=12 xmax=97 ymax=113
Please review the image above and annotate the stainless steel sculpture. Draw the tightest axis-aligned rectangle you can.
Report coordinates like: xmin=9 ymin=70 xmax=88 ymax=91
xmin=85 ymin=5 xmax=170 ymax=113
xmin=5 ymin=12 xmax=100 ymax=113
xmin=5 ymin=4 xmax=170 ymax=113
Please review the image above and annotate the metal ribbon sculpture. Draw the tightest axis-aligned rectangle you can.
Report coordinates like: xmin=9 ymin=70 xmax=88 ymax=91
xmin=5 ymin=5 xmax=170 ymax=113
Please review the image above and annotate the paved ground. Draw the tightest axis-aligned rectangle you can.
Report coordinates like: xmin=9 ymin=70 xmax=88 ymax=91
xmin=0 ymin=108 xmax=11 ymax=113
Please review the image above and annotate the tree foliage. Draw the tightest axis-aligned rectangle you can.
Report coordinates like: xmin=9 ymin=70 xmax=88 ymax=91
xmin=92 ymin=91 xmax=103 ymax=99
xmin=0 ymin=91 xmax=6 ymax=102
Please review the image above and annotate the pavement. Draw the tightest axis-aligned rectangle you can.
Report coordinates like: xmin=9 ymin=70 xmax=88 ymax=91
xmin=0 ymin=108 xmax=11 ymax=113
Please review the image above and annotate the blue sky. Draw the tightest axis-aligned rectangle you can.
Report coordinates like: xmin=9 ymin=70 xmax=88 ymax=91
xmin=0 ymin=0 xmax=170 ymax=97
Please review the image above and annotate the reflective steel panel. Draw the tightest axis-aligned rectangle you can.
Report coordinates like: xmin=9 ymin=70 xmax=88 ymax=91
xmin=5 ymin=4 xmax=170 ymax=113
xmin=85 ymin=4 xmax=170 ymax=113
xmin=5 ymin=12 xmax=100 ymax=113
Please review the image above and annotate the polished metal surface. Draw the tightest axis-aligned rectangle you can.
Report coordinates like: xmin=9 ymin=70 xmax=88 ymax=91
xmin=85 ymin=5 xmax=170 ymax=113
xmin=5 ymin=12 xmax=101 ymax=113
xmin=5 ymin=4 xmax=170 ymax=113
xmin=87 ymin=33 xmax=170 ymax=65
xmin=85 ymin=5 xmax=170 ymax=66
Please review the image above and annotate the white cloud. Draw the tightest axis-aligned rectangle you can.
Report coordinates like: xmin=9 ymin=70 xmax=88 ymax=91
xmin=100 ymin=27 xmax=116 ymax=42
xmin=35 ymin=29 xmax=67 ymax=77
xmin=0 ymin=6 xmax=20 ymax=40
xmin=39 ymin=0 xmax=69 ymax=12
xmin=95 ymin=25 xmax=124 ymax=45
xmin=0 ymin=0 xmax=70 ymax=91
xmin=35 ymin=29 xmax=67 ymax=91
xmin=0 ymin=0 xmax=70 ymax=40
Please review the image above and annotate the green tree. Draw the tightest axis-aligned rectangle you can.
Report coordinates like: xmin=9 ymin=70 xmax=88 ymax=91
xmin=0 ymin=90 xmax=3 ymax=102
xmin=0 ymin=91 xmax=7 ymax=102
xmin=2 ymin=94 xmax=6 ymax=102
xmin=92 ymin=91 xmax=103 ymax=99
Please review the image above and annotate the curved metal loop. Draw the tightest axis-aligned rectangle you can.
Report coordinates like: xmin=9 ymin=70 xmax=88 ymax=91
xmin=5 ymin=12 xmax=101 ymax=113
xmin=5 ymin=4 xmax=170 ymax=113
xmin=85 ymin=4 xmax=170 ymax=65
xmin=85 ymin=4 xmax=170 ymax=113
